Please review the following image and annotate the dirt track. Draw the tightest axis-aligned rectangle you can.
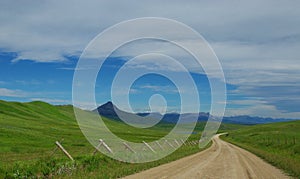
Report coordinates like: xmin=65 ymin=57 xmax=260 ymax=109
xmin=123 ymin=134 xmax=290 ymax=179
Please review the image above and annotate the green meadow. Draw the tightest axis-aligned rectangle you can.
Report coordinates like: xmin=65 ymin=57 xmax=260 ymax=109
xmin=221 ymin=120 xmax=300 ymax=177
xmin=0 ymin=100 xmax=214 ymax=178
xmin=3 ymin=99 xmax=298 ymax=178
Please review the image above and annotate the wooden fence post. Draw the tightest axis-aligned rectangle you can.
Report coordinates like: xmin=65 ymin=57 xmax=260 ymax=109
xmin=55 ymin=141 xmax=74 ymax=161
xmin=93 ymin=139 xmax=113 ymax=155
xmin=174 ymin=139 xmax=180 ymax=147
xmin=93 ymin=140 xmax=102 ymax=155
xmin=143 ymin=141 xmax=156 ymax=153
xmin=123 ymin=142 xmax=136 ymax=153
xmin=50 ymin=138 xmax=64 ymax=157
xmin=155 ymin=141 xmax=164 ymax=150
xmin=180 ymin=139 xmax=186 ymax=145
xmin=164 ymin=139 xmax=175 ymax=149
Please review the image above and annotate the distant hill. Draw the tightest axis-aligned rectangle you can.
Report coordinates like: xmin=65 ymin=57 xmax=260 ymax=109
xmin=94 ymin=101 xmax=294 ymax=125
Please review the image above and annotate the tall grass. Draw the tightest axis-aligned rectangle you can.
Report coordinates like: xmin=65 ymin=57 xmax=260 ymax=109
xmin=1 ymin=142 xmax=210 ymax=178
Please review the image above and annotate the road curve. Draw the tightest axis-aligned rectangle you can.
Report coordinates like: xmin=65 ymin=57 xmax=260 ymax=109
xmin=123 ymin=134 xmax=290 ymax=179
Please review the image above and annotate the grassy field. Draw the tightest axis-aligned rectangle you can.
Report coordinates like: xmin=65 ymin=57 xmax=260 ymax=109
xmin=0 ymin=100 xmax=223 ymax=178
xmin=221 ymin=120 xmax=300 ymax=177
xmin=4 ymin=99 xmax=298 ymax=178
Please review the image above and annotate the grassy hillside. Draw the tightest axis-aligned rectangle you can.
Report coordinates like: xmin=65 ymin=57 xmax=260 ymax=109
xmin=221 ymin=120 xmax=300 ymax=177
xmin=0 ymin=100 xmax=222 ymax=178
xmin=0 ymin=100 xmax=90 ymax=162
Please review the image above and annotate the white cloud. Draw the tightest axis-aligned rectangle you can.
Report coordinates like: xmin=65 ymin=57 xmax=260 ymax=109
xmin=0 ymin=88 xmax=26 ymax=97
xmin=15 ymin=80 xmax=41 ymax=86
xmin=30 ymin=98 xmax=71 ymax=104
xmin=72 ymin=101 xmax=96 ymax=110
xmin=136 ymin=85 xmax=178 ymax=93
xmin=225 ymin=102 xmax=300 ymax=119
xmin=0 ymin=0 xmax=299 ymax=63
xmin=1 ymin=0 xmax=300 ymax=117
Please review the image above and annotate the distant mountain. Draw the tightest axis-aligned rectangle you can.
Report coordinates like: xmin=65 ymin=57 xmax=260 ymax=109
xmin=93 ymin=101 xmax=162 ymax=126
xmin=93 ymin=101 xmax=120 ymax=120
xmin=222 ymin=115 xmax=291 ymax=125
xmin=94 ymin=101 xmax=294 ymax=125
xmin=137 ymin=112 xmax=210 ymax=123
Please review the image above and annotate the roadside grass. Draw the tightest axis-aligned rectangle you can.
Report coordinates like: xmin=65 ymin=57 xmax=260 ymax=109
xmin=0 ymin=100 xmax=214 ymax=178
xmin=1 ymin=142 xmax=210 ymax=178
xmin=221 ymin=120 xmax=300 ymax=177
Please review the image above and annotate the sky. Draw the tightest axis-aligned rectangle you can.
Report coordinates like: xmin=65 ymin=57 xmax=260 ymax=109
xmin=0 ymin=1 xmax=300 ymax=118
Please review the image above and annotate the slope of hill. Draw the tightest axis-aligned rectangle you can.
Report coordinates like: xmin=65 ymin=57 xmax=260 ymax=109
xmin=0 ymin=100 xmax=88 ymax=160
xmin=221 ymin=120 xmax=300 ymax=177
xmin=0 ymin=100 xmax=217 ymax=178
xmin=1 ymin=99 xmax=295 ymax=177
xmin=0 ymin=100 xmax=176 ymax=161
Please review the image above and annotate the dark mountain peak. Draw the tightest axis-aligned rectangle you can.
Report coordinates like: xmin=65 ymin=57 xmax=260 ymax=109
xmin=100 ymin=101 xmax=114 ymax=109
xmin=93 ymin=101 xmax=120 ymax=119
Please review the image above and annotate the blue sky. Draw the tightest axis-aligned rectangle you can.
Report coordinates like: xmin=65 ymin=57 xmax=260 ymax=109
xmin=0 ymin=1 xmax=300 ymax=118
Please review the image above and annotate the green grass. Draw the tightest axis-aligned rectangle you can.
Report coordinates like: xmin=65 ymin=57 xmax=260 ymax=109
xmin=0 ymin=100 xmax=216 ymax=178
xmin=8 ymin=99 xmax=294 ymax=178
xmin=221 ymin=120 xmax=300 ymax=177
xmin=1 ymin=143 xmax=209 ymax=178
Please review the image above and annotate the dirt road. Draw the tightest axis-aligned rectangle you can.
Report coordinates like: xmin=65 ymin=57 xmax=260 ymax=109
xmin=123 ymin=134 xmax=289 ymax=179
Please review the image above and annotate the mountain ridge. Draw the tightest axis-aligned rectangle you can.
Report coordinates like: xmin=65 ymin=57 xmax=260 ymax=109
xmin=94 ymin=101 xmax=294 ymax=125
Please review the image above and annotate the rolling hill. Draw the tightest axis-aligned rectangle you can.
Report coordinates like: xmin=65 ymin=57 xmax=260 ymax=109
xmin=0 ymin=100 xmax=217 ymax=178
xmin=2 ymin=99 xmax=296 ymax=178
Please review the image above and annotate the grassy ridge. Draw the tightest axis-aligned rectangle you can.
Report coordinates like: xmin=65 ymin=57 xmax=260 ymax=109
xmin=0 ymin=100 xmax=216 ymax=178
xmin=0 ymin=100 xmax=91 ymax=162
xmin=221 ymin=120 xmax=300 ymax=177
